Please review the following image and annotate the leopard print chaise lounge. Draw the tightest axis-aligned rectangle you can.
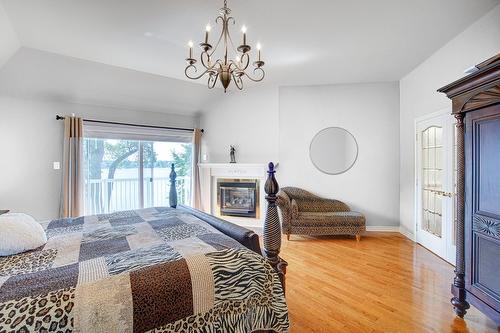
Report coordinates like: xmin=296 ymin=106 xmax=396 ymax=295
xmin=276 ymin=187 xmax=366 ymax=241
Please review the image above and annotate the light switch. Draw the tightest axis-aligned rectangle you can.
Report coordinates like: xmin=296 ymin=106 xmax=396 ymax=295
xmin=53 ymin=162 xmax=61 ymax=170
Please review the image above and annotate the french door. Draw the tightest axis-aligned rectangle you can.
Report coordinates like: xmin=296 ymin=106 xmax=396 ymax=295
xmin=415 ymin=111 xmax=456 ymax=264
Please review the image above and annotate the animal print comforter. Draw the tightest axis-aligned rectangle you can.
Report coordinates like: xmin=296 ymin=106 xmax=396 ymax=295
xmin=0 ymin=207 xmax=289 ymax=332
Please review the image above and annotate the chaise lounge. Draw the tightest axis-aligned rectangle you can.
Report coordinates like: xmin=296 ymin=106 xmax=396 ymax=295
xmin=277 ymin=187 xmax=366 ymax=241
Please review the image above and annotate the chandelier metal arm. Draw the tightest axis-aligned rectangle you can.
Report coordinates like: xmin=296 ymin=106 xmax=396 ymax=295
xmin=227 ymin=60 xmax=240 ymax=71
xmin=185 ymin=65 xmax=214 ymax=81
xmin=210 ymin=15 xmax=231 ymax=58
xmin=186 ymin=58 xmax=225 ymax=81
xmin=200 ymin=52 xmax=211 ymax=69
xmin=240 ymin=52 xmax=250 ymax=71
xmin=222 ymin=18 xmax=230 ymax=64
xmin=243 ymin=67 xmax=265 ymax=82
xmin=227 ymin=29 xmax=242 ymax=58
xmin=232 ymin=72 xmax=243 ymax=90
xmin=228 ymin=61 xmax=238 ymax=71
xmin=208 ymin=72 xmax=219 ymax=89
xmin=228 ymin=53 xmax=249 ymax=72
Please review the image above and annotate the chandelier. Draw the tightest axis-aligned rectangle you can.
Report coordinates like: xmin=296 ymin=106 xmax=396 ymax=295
xmin=184 ymin=0 xmax=265 ymax=92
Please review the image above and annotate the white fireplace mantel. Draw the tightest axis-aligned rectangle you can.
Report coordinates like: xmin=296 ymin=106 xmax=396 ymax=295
xmin=198 ymin=163 xmax=268 ymax=227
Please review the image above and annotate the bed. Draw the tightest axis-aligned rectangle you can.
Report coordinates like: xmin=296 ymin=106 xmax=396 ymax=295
xmin=0 ymin=163 xmax=288 ymax=332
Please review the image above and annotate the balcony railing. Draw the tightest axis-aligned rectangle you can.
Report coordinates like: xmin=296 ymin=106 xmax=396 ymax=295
xmin=84 ymin=176 xmax=190 ymax=215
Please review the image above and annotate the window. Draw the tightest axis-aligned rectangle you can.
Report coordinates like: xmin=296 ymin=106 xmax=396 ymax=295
xmin=82 ymin=122 xmax=192 ymax=215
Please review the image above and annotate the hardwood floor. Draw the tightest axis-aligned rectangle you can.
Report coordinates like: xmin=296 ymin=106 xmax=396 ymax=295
xmin=280 ymin=232 xmax=499 ymax=332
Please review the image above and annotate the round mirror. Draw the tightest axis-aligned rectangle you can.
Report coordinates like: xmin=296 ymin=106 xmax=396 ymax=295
xmin=309 ymin=127 xmax=358 ymax=175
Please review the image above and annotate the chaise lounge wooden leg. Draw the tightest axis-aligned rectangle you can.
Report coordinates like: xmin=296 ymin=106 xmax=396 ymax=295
xmin=287 ymin=233 xmax=290 ymax=241
xmin=356 ymin=234 xmax=361 ymax=242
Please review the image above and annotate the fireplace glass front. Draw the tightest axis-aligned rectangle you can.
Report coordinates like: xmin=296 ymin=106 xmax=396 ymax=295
xmin=217 ymin=179 xmax=258 ymax=218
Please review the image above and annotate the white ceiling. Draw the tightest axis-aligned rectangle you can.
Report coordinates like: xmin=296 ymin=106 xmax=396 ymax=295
xmin=0 ymin=0 xmax=498 ymax=113
xmin=0 ymin=47 xmax=220 ymax=115
xmin=0 ymin=1 xmax=18 ymax=67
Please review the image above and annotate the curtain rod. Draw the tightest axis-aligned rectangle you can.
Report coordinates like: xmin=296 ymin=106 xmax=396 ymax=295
xmin=55 ymin=115 xmax=204 ymax=133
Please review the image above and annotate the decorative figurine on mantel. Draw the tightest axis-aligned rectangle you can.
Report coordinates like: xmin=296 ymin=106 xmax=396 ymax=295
xmin=229 ymin=145 xmax=236 ymax=163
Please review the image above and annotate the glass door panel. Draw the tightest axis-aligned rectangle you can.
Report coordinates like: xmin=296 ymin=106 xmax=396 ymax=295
xmin=142 ymin=141 xmax=192 ymax=208
xmin=83 ymin=139 xmax=141 ymax=215
xmin=421 ymin=126 xmax=443 ymax=237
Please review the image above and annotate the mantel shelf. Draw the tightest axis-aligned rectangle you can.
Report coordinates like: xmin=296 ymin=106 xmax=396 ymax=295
xmin=198 ymin=163 xmax=270 ymax=168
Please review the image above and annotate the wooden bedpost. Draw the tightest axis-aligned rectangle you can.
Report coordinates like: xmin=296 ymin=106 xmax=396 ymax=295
xmin=263 ymin=162 xmax=287 ymax=291
xmin=169 ymin=163 xmax=177 ymax=208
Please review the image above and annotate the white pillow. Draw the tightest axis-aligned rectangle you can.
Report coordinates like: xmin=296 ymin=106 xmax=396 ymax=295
xmin=0 ymin=213 xmax=47 ymax=256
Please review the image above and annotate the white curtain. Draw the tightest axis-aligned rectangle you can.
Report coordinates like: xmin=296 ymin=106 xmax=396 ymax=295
xmin=191 ymin=128 xmax=203 ymax=210
xmin=60 ymin=116 xmax=84 ymax=218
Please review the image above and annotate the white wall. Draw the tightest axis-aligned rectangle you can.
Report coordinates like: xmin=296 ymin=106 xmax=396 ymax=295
xmin=279 ymin=83 xmax=400 ymax=227
xmin=201 ymin=82 xmax=400 ymax=227
xmin=0 ymin=96 xmax=198 ymax=220
xmin=399 ymin=5 xmax=500 ymax=237
xmin=200 ymin=86 xmax=279 ymax=164
xmin=0 ymin=2 xmax=19 ymax=67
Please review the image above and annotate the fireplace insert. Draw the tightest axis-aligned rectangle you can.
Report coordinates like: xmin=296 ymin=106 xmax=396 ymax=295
xmin=217 ymin=179 xmax=259 ymax=218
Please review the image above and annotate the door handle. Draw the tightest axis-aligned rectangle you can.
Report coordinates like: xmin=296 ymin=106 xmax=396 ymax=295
xmin=426 ymin=189 xmax=453 ymax=197
xmin=435 ymin=190 xmax=453 ymax=198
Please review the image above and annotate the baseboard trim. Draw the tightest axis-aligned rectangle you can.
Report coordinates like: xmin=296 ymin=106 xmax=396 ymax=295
xmin=365 ymin=226 xmax=400 ymax=232
xmin=365 ymin=226 xmax=416 ymax=241
xmin=398 ymin=227 xmax=415 ymax=241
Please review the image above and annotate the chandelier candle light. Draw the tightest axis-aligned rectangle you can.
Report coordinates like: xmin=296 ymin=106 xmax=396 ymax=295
xmin=184 ymin=0 xmax=265 ymax=92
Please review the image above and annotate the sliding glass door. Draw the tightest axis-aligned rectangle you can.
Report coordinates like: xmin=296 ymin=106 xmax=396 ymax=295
xmin=82 ymin=123 xmax=192 ymax=215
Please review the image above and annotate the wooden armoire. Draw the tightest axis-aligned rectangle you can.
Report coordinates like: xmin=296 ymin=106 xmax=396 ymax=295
xmin=438 ymin=54 xmax=500 ymax=324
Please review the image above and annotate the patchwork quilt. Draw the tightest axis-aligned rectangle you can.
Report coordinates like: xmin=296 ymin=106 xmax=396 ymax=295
xmin=0 ymin=207 xmax=289 ymax=333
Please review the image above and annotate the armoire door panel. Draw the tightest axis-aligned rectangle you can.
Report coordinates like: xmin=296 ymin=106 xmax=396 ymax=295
xmin=471 ymin=232 xmax=500 ymax=310
xmin=468 ymin=104 xmax=500 ymax=321
xmin=476 ymin=115 xmax=500 ymax=217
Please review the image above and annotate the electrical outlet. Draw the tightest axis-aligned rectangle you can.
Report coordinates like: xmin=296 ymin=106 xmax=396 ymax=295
xmin=53 ymin=162 xmax=61 ymax=170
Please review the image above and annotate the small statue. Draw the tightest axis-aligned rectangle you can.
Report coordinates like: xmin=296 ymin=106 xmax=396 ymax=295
xmin=229 ymin=145 xmax=236 ymax=163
